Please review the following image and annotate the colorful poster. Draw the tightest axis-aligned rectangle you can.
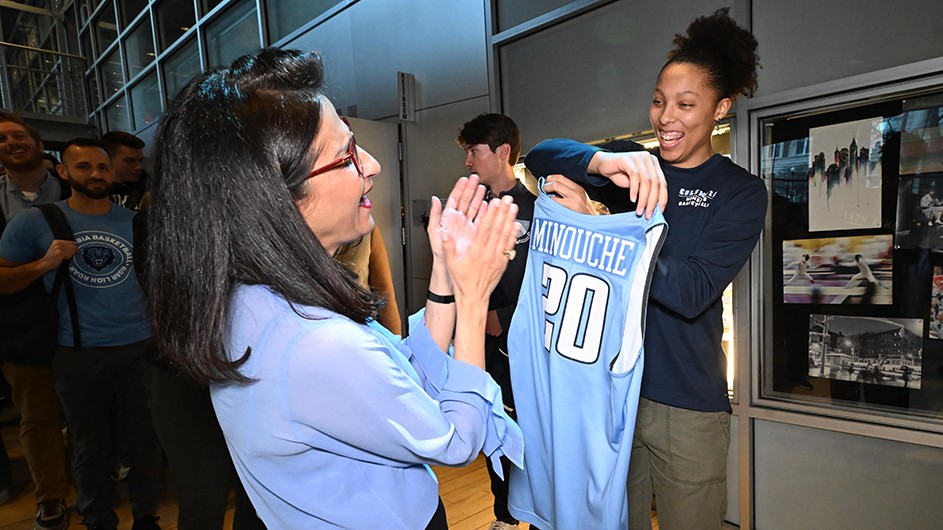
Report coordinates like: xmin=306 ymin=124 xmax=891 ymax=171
xmin=807 ymin=118 xmax=883 ymax=231
xmin=783 ymin=234 xmax=892 ymax=304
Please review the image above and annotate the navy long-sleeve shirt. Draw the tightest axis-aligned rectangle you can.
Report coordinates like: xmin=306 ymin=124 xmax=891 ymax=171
xmin=525 ymin=139 xmax=767 ymax=412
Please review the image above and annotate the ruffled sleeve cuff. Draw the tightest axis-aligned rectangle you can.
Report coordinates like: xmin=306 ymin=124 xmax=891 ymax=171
xmin=391 ymin=310 xmax=524 ymax=478
xmin=436 ymin=357 xmax=524 ymax=479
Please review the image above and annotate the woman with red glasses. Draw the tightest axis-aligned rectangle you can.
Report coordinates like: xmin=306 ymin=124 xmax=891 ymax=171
xmin=146 ymin=48 xmax=526 ymax=529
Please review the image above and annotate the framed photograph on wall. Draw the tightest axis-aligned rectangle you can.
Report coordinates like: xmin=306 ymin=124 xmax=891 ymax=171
xmin=757 ymin=81 xmax=943 ymax=425
xmin=807 ymin=117 xmax=884 ymax=232
xmin=783 ymin=235 xmax=893 ymax=304
xmin=896 ymin=176 xmax=943 ymax=249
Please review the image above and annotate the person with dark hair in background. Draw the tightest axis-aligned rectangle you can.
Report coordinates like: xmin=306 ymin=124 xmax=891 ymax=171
xmin=147 ymin=48 xmax=524 ymax=530
xmin=101 ymin=131 xmax=147 ymax=211
xmin=457 ymin=112 xmax=533 ymax=530
xmin=42 ymin=153 xmax=61 ymax=173
xmin=0 ymin=137 xmax=163 ymax=530
xmin=0 ymin=112 xmax=72 ymax=530
xmin=524 ymin=9 xmax=766 ymax=529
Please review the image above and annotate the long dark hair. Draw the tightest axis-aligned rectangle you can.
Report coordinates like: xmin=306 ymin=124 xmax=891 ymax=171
xmin=148 ymin=48 xmax=380 ymax=384
xmin=665 ymin=7 xmax=760 ymax=101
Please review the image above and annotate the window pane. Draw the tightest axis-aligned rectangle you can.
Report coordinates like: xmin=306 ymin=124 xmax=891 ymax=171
xmin=131 ymin=71 xmax=162 ymax=129
xmin=124 ymin=15 xmax=155 ymax=79
xmin=81 ymin=28 xmax=94 ymax=59
xmin=202 ymin=0 xmax=225 ymax=16
xmin=78 ymin=0 xmax=91 ymax=25
xmin=162 ymin=38 xmax=200 ymax=100
xmin=266 ymin=0 xmax=339 ymax=42
xmin=87 ymin=67 xmax=101 ymax=109
xmin=120 ymin=0 xmax=150 ymax=30
xmin=494 ymin=0 xmax=574 ymax=33
xmin=105 ymin=94 xmax=130 ymax=131
xmin=156 ymin=0 xmax=196 ymax=51
xmin=100 ymin=47 xmax=124 ymax=97
xmin=205 ymin=0 xmax=259 ymax=68
xmin=94 ymin=2 xmax=118 ymax=54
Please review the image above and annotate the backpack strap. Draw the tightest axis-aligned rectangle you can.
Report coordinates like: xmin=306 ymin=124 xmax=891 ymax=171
xmin=35 ymin=203 xmax=82 ymax=349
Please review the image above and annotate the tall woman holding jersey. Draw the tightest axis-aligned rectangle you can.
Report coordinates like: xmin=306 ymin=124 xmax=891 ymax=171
xmin=525 ymin=9 xmax=767 ymax=529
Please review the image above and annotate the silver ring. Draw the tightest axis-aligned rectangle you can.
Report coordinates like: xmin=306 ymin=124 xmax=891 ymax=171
xmin=503 ymin=249 xmax=516 ymax=261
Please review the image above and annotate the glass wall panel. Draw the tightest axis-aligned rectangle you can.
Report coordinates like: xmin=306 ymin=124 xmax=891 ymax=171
xmin=760 ymin=85 xmax=943 ymax=424
xmin=130 ymin=71 xmax=162 ymax=129
xmin=157 ymin=0 xmax=196 ymax=51
xmin=124 ymin=15 xmax=155 ymax=79
xmin=202 ymin=0 xmax=226 ymax=15
xmin=100 ymin=47 xmax=124 ymax=97
xmin=494 ymin=0 xmax=574 ymax=33
xmin=105 ymin=94 xmax=130 ymax=131
xmin=81 ymin=27 xmax=94 ymax=59
xmin=120 ymin=0 xmax=150 ymax=30
xmin=94 ymin=2 xmax=118 ymax=54
xmin=266 ymin=0 xmax=338 ymax=43
xmin=78 ymin=0 xmax=91 ymax=25
xmin=205 ymin=0 xmax=259 ymax=68
xmin=87 ymin=66 xmax=101 ymax=109
xmin=162 ymin=38 xmax=200 ymax=100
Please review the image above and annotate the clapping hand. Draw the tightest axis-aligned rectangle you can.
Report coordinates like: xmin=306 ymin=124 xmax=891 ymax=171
xmin=436 ymin=180 xmax=520 ymax=307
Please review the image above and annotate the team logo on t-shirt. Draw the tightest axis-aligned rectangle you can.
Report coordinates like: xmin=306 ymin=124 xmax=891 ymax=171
xmin=677 ymin=187 xmax=717 ymax=208
xmin=69 ymin=231 xmax=134 ymax=288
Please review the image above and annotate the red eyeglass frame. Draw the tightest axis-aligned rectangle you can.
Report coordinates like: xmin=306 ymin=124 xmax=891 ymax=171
xmin=306 ymin=117 xmax=363 ymax=179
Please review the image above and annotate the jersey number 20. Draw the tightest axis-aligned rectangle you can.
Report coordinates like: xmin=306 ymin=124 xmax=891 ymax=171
xmin=542 ymin=263 xmax=610 ymax=364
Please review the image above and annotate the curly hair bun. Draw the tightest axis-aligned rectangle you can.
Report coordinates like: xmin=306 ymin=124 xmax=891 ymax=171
xmin=666 ymin=7 xmax=760 ymax=100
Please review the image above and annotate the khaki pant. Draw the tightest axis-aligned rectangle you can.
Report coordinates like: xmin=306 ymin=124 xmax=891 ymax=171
xmin=1 ymin=362 xmax=71 ymax=501
xmin=627 ymin=397 xmax=730 ymax=530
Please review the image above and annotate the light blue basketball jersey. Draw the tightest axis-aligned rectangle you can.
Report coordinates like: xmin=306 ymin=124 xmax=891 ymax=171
xmin=507 ymin=187 xmax=667 ymax=530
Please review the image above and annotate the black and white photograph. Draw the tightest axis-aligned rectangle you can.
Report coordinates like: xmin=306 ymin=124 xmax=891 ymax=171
xmin=894 ymin=176 xmax=943 ymax=250
xmin=808 ymin=315 xmax=922 ymax=389
xmin=808 ymin=117 xmax=883 ymax=232
xmin=783 ymin=235 xmax=893 ymax=304
xmin=899 ymin=94 xmax=943 ymax=176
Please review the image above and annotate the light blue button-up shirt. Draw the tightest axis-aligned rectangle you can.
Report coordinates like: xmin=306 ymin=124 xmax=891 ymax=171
xmin=0 ymin=172 xmax=64 ymax=224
